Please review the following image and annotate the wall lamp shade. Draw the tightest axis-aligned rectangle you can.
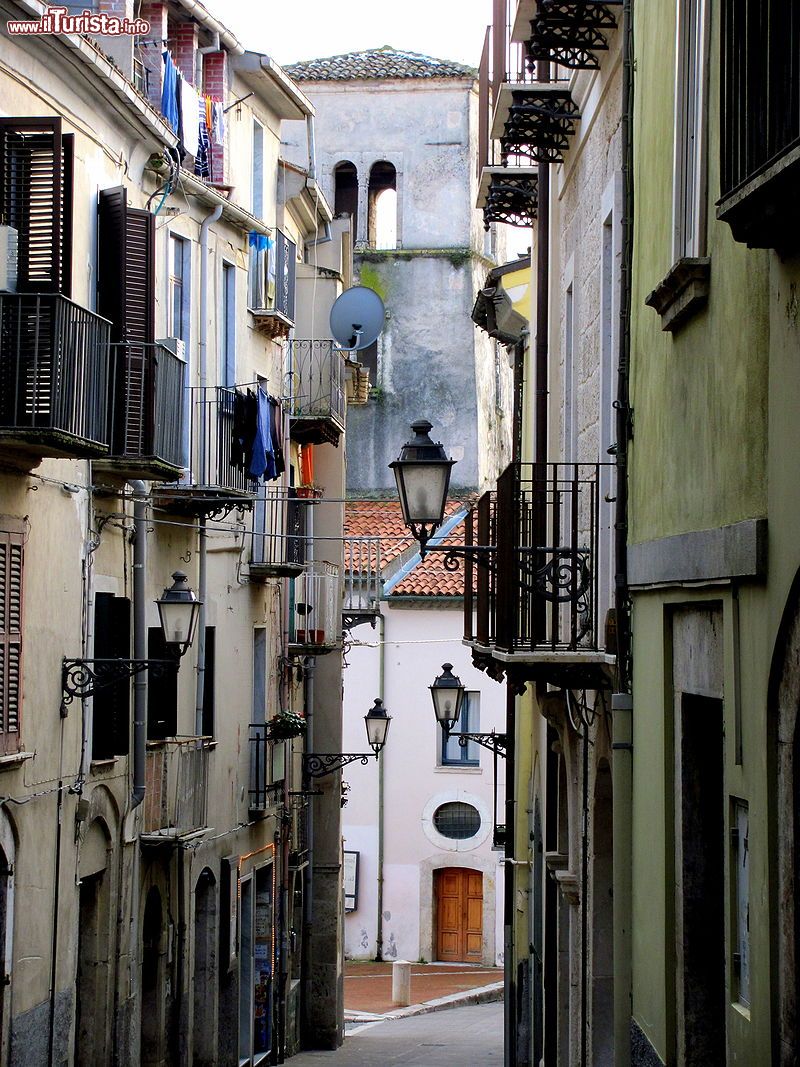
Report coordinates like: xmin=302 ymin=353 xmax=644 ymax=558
xmin=390 ymin=420 xmax=455 ymax=532
xmin=365 ymin=698 xmax=392 ymax=755
xmin=155 ymin=571 xmax=201 ymax=656
xmin=430 ymin=663 xmax=465 ymax=733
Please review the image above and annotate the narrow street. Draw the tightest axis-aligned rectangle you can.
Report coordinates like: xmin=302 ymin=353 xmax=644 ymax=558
xmin=290 ymin=1003 xmax=503 ymax=1066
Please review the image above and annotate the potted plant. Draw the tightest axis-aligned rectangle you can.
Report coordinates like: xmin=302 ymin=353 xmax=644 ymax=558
xmin=269 ymin=710 xmax=307 ymax=740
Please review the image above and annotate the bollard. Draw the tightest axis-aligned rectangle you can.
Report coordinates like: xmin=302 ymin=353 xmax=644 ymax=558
xmin=391 ymin=959 xmax=412 ymax=1006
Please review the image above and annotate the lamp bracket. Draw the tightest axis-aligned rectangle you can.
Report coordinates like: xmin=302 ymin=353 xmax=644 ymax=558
xmin=302 ymin=752 xmax=375 ymax=779
xmin=61 ymin=657 xmax=176 ymax=705
xmin=420 ymin=543 xmax=496 ymax=571
xmin=449 ymin=730 xmax=508 ymax=757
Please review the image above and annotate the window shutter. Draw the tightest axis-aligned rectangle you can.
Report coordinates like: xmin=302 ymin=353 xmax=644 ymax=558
xmin=0 ymin=530 xmax=24 ymax=755
xmin=0 ymin=117 xmax=69 ymax=294
xmin=92 ymin=593 xmax=131 ymax=759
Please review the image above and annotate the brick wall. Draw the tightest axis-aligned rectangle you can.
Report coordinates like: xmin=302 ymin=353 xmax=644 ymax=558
xmin=203 ymin=51 xmax=227 ymax=183
xmin=140 ymin=1 xmax=168 ymax=110
xmin=173 ymin=21 xmax=198 ymax=84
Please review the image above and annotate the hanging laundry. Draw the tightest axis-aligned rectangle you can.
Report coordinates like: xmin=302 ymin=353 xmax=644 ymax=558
xmin=269 ymin=396 xmax=285 ymax=478
xmin=195 ymin=98 xmax=211 ymax=179
xmin=205 ymin=95 xmax=214 ymax=133
xmin=300 ymin=443 xmax=314 ymax=489
xmin=179 ymin=75 xmax=200 ymax=157
xmin=212 ymin=101 xmax=225 ymax=146
xmin=230 ymin=391 xmax=248 ymax=470
xmin=248 ymin=388 xmax=273 ymax=481
xmin=160 ymin=51 xmax=179 ymax=133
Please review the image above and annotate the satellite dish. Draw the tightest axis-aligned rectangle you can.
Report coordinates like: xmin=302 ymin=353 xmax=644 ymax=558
xmin=330 ymin=286 xmax=386 ymax=351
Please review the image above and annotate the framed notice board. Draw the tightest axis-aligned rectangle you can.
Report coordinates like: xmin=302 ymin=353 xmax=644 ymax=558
xmin=343 ymin=850 xmax=359 ymax=912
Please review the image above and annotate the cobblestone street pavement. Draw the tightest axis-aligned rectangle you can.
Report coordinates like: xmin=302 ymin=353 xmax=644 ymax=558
xmin=289 ymin=1002 xmax=503 ymax=1066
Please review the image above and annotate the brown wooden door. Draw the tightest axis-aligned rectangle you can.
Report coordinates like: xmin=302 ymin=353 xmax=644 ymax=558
xmin=435 ymin=868 xmax=483 ymax=963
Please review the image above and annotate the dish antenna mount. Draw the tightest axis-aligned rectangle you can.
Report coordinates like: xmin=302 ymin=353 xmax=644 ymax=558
xmin=329 ymin=286 xmax=386 ymax=352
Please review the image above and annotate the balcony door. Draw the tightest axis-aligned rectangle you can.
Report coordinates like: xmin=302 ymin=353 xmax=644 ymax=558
xmin=435 ymin=868 xmax=483 ymax=963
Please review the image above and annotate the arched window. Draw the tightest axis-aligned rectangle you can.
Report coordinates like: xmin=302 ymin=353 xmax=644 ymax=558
xmin=334 ymin=161 xmax=359 ymax=242
xmin=368 ymin=161 xmax=397 ymax=249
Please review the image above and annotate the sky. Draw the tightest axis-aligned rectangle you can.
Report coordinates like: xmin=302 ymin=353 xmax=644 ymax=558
xmin=203 ymin=0 xmax=492 ymax=68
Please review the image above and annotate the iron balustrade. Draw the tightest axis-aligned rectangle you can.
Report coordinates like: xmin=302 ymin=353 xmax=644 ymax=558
xmin=186 ymin=385 xmax=257 ymax=496
xmin=290 ymin=561 xmax=341 ymax=648
xmin=143 ymin=740 xmax=209 ymax=835
xmin=343 ymin=537 xmax=383 ymax=616
xmin=0 ymin=292 xmax=110 ymax=454
xmin=106 ymin=342 xmax=185 ymax=473
xmin=288 ymin=340 xmax=345 ymax=430
xmin=249 ymin=723 xmax=278 ymax=811
xmin=465 ymin=462 xmax=611 ymax=655
xmin=251 ymin=486 xmax=308 ymax=576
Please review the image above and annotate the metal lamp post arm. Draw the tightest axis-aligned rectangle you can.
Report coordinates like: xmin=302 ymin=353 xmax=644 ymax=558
xmin=302 ymin=752 xmax=376 ymax=779
xmin=61 ymin=657 xmax=177 ymax=705
xmin=448 ymin=730 xmax=508 ymax=757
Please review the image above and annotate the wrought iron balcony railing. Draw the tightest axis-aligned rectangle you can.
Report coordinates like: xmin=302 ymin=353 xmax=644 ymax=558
xmin=95 ymin=341 xmax=185 ymax=478
xmin=142 ymin=740 xmax=209 ymax=838
xmin=343 ymin=536 xmax=383 ymax=628
xmin=290 ymin=561 xmax=341 ymax=650
xmin=250 ymin=485 xmax=309 ymax=578
xmin=288 ymin=340 xmax=345 ymax=446
xmin=0 ymin=292 xmax=111 ymax=458
xmin=464 ymin=462 xmax=611 ymax=656
xmin=153 ymin=385 xmax=257 ymax=513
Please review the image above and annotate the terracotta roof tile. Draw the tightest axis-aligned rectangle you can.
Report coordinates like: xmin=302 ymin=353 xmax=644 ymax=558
xmin=284 ymin=47 xmax=477 ymax=83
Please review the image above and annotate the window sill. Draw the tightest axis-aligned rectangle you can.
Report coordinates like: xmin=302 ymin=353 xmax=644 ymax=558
xmin=645 ymin=257 xmax=710 ymax=333
xmin=434 ymin=765 xmax=483 ymax=774
xmin=0 ymin=751 xmax=34 ymax=770
xmin=90 ymin=758 xmax=119 ymax=771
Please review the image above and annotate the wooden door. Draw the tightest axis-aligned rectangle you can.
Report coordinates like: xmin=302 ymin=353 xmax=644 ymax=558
xmin=435 ymin=868 xmax=483 ymax=963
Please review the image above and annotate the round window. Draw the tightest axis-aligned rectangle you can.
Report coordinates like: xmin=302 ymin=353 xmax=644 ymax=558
xmin=432 ymin=801 xmax=481 ymax=840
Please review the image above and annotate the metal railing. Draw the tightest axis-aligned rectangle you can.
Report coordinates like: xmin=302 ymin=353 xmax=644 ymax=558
xmin=465 ymin=462 xmax=610 ymax=654
xmin=343 ymin=537 xmax=383 ymax=615
xmin=143 ymin=740 xmax=209 ymax=834
xmin=251 ymin=486 xmax=308 ymax=573
xmin=185 ymin=385 xmax=257 ymax=495
xmin=0 ymin=292 xmax=110 ymax=451
xmin=107 ymin=342 xmax=185 ymax=471
xmin=290 ymin=561 xmax=341 ymax=647
xmin=288 ymin=340 xmax=345 ymax=429
xmin=249 ymin=723 xmax=275 ymax=811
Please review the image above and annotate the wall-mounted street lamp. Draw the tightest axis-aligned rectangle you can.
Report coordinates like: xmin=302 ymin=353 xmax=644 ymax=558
xmin=62 ymin=571 xmax=201 ymax=704
xmin=302 ymin=698 xmax=392 ymax=779
xmin=429 ymin=663 xmax=507 ymax=758
xmin=390 ymin=421 xmax=494 ymax=564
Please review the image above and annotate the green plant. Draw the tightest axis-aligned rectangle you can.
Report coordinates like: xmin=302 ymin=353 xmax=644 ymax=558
xmin=270 ymin=710 xmax=307 ymax=739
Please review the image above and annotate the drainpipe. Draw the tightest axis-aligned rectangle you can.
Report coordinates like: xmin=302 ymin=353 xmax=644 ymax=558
xmin=130 ymin=478 xmax=148 ymax=808
xmin=612 ymin=1 xmax=635 ymax=1063
xmin=195 ymin=205 xmax=223 ymax=734
xmin=375 ymin=611 xmax=386 ymax=961
xmin=503 ymin=684 xmax=517 ymax=1067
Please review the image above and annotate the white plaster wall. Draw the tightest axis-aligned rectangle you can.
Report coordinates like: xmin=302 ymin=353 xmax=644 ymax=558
xmin=342 ymin=602 xmax=505 ymax=965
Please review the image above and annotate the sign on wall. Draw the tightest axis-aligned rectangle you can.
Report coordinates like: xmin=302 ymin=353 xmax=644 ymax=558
xmin=343 ymin=850 xmax=359 ymax=912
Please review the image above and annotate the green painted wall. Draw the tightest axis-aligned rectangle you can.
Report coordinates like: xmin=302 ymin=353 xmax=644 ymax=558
xmin=629 ymin=2 xmax=769 ymax=547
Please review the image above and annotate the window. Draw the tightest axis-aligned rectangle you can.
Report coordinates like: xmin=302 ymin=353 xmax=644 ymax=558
xmin=731 ymin=799 xmax=750 ymax=1007
xmin=221 ymin=262 xmax=235 ymax=387
xmin=441 ymin=691 xmax=480 ymax=766
xmin=250 ymin=229 xmax=295 ymax=320
xmin=147 ymin=626 xmax=177 ymax=740
xmin=0 ymin=117 xmax=74 ymax=295
xmin=92 ymin=592 xmax=131 ymax=759
xmin=169 ymin=234 xmax=188 ymax=342
xmin=252 ymin=120 xmax=264 ymax=219
xmin=201 ymin=626 xmax=215 ymax=739
xmin=367 ymin=161 xmax=397 ymax=249
xmin=433 ymin=801 xmax=481 ymax=840
xmin=564 ymin=279 xmax=576 ymax=462
xmin=0 ymin=525 xmax=24 ymax=755
xmin=673 ymin=0 xmax=709 ymax=260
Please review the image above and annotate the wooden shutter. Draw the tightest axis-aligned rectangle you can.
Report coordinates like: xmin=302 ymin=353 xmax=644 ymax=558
xmin=0 ymin=117 xmax=72 ymax=295
xmin=92 ymin=593 xmax=131 ymax=759
xmin=0 ymin=529 xmax=24 ymax=755
xmin=146 ymin=626 xmax=177 ymax=740
xmin=98 ymin=188 xmax=156 ymax=454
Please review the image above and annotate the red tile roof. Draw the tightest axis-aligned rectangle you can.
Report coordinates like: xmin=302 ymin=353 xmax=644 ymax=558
xmin=284 ymin=47 xmax=477 ymax=83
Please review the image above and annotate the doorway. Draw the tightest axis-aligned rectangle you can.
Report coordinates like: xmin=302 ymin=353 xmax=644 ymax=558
xmin=434 ymin=868 xmax=482 ymax=963
xmin=678 ymin=694 xmax=725 ymax=1064
xmin=141 ymin=886 xmax=167 ymax=1066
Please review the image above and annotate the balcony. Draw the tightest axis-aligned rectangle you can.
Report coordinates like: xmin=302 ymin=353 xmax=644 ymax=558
xmin=141 ymin=740 xmax=209 ymax=842
xmin=343 ymin=536 xmax=383 ymax=630
xmin=152 ymin=386 xmax=257 ymax=515
xmin=464 ymin=462 xmax=615 ymax=689
xmin=248 ymin=723 xmax=286 ymax=813
xmin=250 ymin=486 xmax=309 ymax=579
xmin=93 ymin=342 xmax=185 ymax=480
xmin=526 ymin=0 xmax=622 ymax=71
xmin=0 ymin=292 xmax=110 ymax=460
xmin=290 ymin=561 xmax=341 ymax=652
xmin=476 ymin=25 xmax=539 ymax=230
xmin=288 ymin=340 xmax=345 ymax=447
xmin=249 ymin=229 xmax=296 ymax=339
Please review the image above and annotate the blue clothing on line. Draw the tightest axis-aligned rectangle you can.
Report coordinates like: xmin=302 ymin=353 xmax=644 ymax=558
xmin=161 ymin=51 xmax=179 ymax=133
xmin=248 ymin=389 xmax=273 ymax=481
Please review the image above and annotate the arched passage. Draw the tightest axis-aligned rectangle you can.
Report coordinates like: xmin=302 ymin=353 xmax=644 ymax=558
xmin=368 ymin=161 xmax=397 ymax=249
xmin=334 ymin=161 xmax=358 ymax=241
xmin=193 ymin=867 xmax=218 ymax=1066
xmin=141 ymin=885 xmax=167 ymax=1067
